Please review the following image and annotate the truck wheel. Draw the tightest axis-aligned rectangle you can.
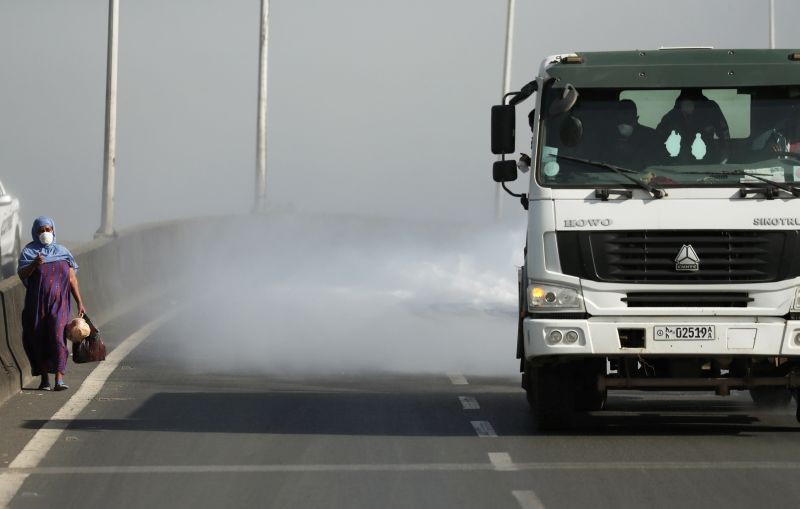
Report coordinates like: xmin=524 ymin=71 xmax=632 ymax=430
xmin=575 ymin=387 xmax=606 ymax=411
xmin=749 ymin=388 xmax=793 ymax=408
xmin=524 ymin=362 xmax=574 ymax=430
xmin=574 ymin=359 xmax=606 ymax=411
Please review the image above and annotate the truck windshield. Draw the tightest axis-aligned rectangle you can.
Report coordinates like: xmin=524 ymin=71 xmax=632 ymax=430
xmin=537 ymin=85 xmax=800 ymax=189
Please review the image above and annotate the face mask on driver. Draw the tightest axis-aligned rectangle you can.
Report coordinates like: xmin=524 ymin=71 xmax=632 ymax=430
xmin=38 ymin=231 xmax=53 ymax=245
xmin=617 ymin=124 xmax=634 ymax=137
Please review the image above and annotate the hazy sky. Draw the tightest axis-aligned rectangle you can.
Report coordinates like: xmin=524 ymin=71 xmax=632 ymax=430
xmin=2 ymin=0 xmax=799 ymax=240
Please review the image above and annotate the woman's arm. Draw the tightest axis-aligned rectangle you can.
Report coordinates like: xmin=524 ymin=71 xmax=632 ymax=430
xmin=17 ymin=254 xmax=44 ymax=281
xmin=68 ymin=267 xmax=85 ymax=316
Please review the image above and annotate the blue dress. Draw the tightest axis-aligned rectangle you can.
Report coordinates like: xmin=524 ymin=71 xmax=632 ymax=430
xmin=22 ymin=260 xmax=72 ymax=376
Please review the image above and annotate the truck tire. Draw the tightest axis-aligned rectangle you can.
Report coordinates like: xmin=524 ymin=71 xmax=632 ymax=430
xmin=574 ymin=359 xmax=607 ymax=411
xmin=524 ymin=362 xmax=574 ymax=430
xmin=575 ymin=386 xmax=606 ymax=411
xmin=749 ymin=388 xmax=793 ymax=408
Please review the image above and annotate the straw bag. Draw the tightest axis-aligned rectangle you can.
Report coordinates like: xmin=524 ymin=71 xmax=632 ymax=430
xmin=72 ymin=313 xmax=106 ymax=363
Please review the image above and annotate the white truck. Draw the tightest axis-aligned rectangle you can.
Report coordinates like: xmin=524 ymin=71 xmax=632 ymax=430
xmin=492 ymin=49 xmax=800 ymax=429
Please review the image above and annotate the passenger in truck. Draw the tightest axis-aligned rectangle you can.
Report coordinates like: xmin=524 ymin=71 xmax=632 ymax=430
xmin=656 ymin=88 xmax=730 ymax=163
xmin=747 ymin=103 xmax=800 ymax=164
xmin=605 ymin=99 xmax=658 ymax=170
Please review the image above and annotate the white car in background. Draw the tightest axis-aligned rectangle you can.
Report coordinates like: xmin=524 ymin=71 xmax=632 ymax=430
xmin=0 ymin=181 xmax=22 ymax=278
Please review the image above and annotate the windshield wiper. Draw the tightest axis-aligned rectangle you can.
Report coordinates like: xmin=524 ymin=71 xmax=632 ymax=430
xmin=554 ymin=154 xmax=667 ymax=199
xmin=685 ymin=169 xmax=800 ymax=199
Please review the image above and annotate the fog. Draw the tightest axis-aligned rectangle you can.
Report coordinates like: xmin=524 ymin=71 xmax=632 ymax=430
xmin=144 ymin=214 xmax=524 ymax=376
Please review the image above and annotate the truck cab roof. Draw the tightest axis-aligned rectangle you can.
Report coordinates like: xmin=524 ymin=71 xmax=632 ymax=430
xmin=540 ymin=49 xmax=800 ymax=88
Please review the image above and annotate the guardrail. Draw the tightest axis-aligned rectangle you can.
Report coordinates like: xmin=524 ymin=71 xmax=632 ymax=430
xmin=0 ymin=216 xmax=230 ymax=406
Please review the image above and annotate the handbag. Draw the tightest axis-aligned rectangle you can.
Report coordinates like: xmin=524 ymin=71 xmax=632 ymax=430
xmin=72 ymin=313 xmax=107 ymax=363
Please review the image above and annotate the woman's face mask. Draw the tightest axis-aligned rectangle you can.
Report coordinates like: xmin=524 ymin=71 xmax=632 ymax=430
xmin=617 ymin=123 xmax=634 ymax=137
xmin=38 ymin=231 xmax=54 ymax=245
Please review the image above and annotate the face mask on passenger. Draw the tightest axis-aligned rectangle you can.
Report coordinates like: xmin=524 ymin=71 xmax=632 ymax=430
xmin=39 ymin=231 xmax=53 ymax=245
xmin=617 ymin=123 xmax=634 ymax=137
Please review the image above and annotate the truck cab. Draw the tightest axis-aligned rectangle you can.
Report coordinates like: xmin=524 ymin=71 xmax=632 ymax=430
xmin=492 ymin=49 xmax=800 ymax=429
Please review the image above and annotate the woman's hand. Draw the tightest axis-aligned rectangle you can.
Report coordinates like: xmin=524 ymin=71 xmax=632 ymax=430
xmin=18 ymin=255 xmax=45 ymax=280
xmin=78 ymin=305 xmax=86 ymax=317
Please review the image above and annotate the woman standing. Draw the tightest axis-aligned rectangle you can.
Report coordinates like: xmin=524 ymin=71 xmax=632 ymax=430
xmin=17 ymin=217 xmax=85 ymax=391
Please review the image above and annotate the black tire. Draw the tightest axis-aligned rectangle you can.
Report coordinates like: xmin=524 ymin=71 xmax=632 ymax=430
xmin=575 ymin=386 xmax=607 ymax=411
xmin=525 ymin=362 xmax=575 ymax=430
xmin=574 ymin=359 xmax=607 ymax=412
xmin=749 ymin=388 xmax=793 ymax=408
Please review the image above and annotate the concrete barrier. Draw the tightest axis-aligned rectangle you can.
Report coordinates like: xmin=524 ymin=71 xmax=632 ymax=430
xmin=0 ymin=216 xmax=232 ymax=405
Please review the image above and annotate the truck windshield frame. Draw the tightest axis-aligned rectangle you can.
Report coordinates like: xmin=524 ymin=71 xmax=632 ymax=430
xmin=536 ymin=85 xmax=800 ymax=190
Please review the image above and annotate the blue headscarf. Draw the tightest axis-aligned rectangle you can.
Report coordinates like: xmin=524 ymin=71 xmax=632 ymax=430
xmin=18 ymin=216 xmax=78 ymax=274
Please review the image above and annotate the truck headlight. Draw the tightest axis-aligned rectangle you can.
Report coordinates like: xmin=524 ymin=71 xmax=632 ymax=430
xmin=793 ymin=288 xmax=800 ymax=311
xmin=527 ymin=282 xmax=584 ymax=312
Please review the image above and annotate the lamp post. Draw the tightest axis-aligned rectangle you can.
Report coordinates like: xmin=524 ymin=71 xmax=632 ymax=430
xmin=769 ymin=0 xmax=775 ymax=49
xmin=97 ymin=0 xmax=119 ymax=238
xmin=254 ymin=0 xmax=269 ymax=213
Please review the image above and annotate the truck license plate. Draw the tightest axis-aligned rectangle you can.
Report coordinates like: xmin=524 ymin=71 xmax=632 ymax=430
xmin=654 ymin=325 xmax=715 ymax=340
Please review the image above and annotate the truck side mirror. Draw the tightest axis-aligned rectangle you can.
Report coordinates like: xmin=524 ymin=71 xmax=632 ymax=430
xmin=491 ymin=105 xmax=516 ymax=155
xmin=493 ymin=160 xmax=518 ymax=182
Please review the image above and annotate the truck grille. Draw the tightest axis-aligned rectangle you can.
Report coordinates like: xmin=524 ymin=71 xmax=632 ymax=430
xmin=622 ymin=292 xmax=753 ymax=307
xmin=557 ymin=230 xmax=800 ymax=284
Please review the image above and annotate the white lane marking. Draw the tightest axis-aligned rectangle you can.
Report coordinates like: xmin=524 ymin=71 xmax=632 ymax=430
xmin=6 ymin=460 xmax=800 ymax=475
xmin=458 ymin=396 xmax=480 ymax=410
xmin=489 ymin=452 xmax=516 ymax=471
xmin=0 ymin=307 xmax=180 ymax=508
xmin=513 ymin=490 xmax=547 ymax=509
xmin=447 ymin=373 xmax=468 ymax=385
xmin=471 ymin=420 xmax=498 ymax=437
xmin=0 ymin=473 xmax=28 ymax=506
xmin=13 ymin=459 xmax=800 ymax=475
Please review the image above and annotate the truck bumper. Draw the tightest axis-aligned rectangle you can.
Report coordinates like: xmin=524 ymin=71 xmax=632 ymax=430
xmin=523 ymin=316 xmax=800 ymax=359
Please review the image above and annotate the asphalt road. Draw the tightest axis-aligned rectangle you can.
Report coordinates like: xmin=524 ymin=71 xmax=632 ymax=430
xmin=3 ymin=300 xmax=800 ymax=509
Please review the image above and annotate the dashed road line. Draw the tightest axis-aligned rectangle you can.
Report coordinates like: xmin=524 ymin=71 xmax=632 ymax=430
xmin=458 ymin=396 xmax=480 ymax=410
xmin=489 ymin=452 xmax=516 ymax=471
xmin=471 ymin=420 xmax=498 ymax=437
xmin=448 ymin=373 xmax=468 ymax=385
xmin=513 ymin=490 xmax=547 ymax=509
